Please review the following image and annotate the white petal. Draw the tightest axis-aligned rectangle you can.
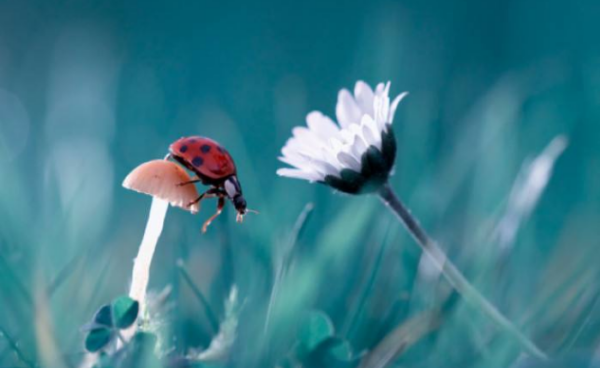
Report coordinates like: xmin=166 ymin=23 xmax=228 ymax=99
xmin=340 ymin=128 xmax=354 ymax=145
xmin=299 ymin=154 xmax=338 ymax=177
xmin=337 ymin=150 xmax=362 ymax=172
xmin=317 ymin=160 xmax=341 ymax=177
xmin=374 ymin=82 xmax=386 ymax=95
xmin=361 ymin=115 xmax=381 ymax=149
xmin=279 ymin=154 xmax=309 ymax=169
xmin=291 ymin=127 xmax=328 ymax=152
xmin=380 ymin=95 xmax=390 ymax=124
xmin=283 ymin=145 xmax=329 ymax=172
xmin=306 ymin=111 xmax=340 ymax=139
xmin=281 ymin=138 xmax=313 ymax=160
xmin=319 ymin=145 xmax=343 ymax=170
xmin=373 ymin=93 xmax=390 ymax=132
xmin=340 ymin=128 xmax=366 ymax=160
xmin=348 ymin=123 xmax=368 ymax=154
xmin=282 ymin=143 xmax=342 ymax=178
xmin=336 ymin=89 xmax=362 ymax=128
xmin=281 ymin=142 xmax=329 ymax=175
xmin=346 ymin=142 xmax=364 ymax=163
xmin=325 ymin=138 xmax=347 ymax=168
xmin=281 ymin=145 xmax=319 ymax=165
xmin=277 ymin=168 xmax=322 ymax=182
xmin=328 ymin=137 xmax=344 ymax=153
xmin=353 ymin=81 xmax=374 ymax=116
xmin=389 ymin=92 xmax=408 ymax=124
xmin=292 ymin=126 xmax=320 ymax=144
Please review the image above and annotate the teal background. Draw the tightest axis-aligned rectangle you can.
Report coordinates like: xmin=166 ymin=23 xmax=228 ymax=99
xmin=1 ymin=0 xmax=599 ymax=367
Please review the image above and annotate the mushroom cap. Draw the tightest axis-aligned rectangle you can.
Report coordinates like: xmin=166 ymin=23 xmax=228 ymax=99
xmin=123 ymin=160 xmax=200 ymax=214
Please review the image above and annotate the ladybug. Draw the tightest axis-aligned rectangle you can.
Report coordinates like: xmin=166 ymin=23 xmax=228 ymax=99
xmin=168 ymin=136 xmax=251 ymax=232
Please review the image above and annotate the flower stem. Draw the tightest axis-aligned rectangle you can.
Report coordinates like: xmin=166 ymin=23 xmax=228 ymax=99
xmin=378 ymin=182 xmax=547 ymax=360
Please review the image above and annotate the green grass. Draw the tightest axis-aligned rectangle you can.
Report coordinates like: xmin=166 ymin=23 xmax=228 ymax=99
xmin=1 ymin=0 xmax=600 ymax=366
xmin=1 ymin=126 xmax=598 ymax=368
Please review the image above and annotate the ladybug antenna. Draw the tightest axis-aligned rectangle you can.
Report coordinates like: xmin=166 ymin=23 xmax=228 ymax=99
xmin=236 ymin=208 xmax=258 ymax=223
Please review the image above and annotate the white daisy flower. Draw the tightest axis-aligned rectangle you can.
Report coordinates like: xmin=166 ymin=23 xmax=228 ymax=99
xmin=275 ymin=80 xmax=549 ymax=360
xmin=277 ymin=81 xmax=408 ymax=193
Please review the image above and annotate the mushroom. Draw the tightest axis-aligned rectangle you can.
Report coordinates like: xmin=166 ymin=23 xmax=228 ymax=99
xmin=123 ymin=159 xmax=200 ymax=214
xmin=121 ymin=159 xmax=201 ymax=336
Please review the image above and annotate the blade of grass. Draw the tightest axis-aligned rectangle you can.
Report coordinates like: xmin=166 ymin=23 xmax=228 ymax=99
xmin=0 ymin=251 xmax=33 ymax=308
xmin=493 ymin=136 xmax=568 ymax=251
xmin=0 ymin=345 xmax=9 ymax=366
xmin=0 ymin=324 xmax=36 ymax=368
xmin=34 ymin=284 xmax=67 ymax=368
xmin=177 ymin=260 xmax=220 ymax=334
xmin=358 ymin=310 xmax=441 ymax=368
xmin=264 ymin=202 xmax=314 ymax=337
xmin=477 ymin=248 xmax=597 ymax=359
xmin=560 ymin=291 xmax=600 ymax=352
xmin=217 ymin=216 xmax=234 ymax=298
xmin=47 ymin=247 xmax=87 ymax=298
xmin=346 ymin=218 xmax=393 ymax=337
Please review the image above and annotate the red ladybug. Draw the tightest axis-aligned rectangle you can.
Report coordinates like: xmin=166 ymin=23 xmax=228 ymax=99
xmin=168 ymin=136 xmax=250 ymax=232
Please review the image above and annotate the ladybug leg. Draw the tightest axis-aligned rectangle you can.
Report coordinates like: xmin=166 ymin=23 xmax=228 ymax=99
xmin=188 ymin=192 xmax=205 ymax=207
xmin=188 ymin=187 xmax=219 ymax=207
xmin=177 ymin=177 xmax=201 ymax=187
xmin=201 ymin=196 xmax=225 ymax=233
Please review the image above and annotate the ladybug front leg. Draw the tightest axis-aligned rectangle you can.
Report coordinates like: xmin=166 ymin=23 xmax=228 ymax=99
xmin=201 ymin=196 xmax=225 ymax=233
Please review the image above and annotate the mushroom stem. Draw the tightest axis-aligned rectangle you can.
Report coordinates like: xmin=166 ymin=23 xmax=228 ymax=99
xmin=128 ymin=197 xmax=169 ymax=314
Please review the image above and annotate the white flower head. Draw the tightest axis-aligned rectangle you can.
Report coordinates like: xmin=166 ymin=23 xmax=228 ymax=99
xmin=277 ymin=81 xmax=407 ymax=194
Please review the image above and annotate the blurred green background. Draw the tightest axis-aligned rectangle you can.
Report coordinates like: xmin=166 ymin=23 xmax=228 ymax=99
xmin=1 ymin=0 xmax=599 ymax=367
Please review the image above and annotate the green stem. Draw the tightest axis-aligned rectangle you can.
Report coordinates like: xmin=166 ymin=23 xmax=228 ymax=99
xmin=177 ymin=260 xmax=220 ymax=334
xmin=347 ymin=219 xmax=392 ymax=337
xmin=378 ymin=182 xmax=547 ymax=360
xmin=116 ymin=330 xmax=127 ymax=345
xmin=264 ymin=203 xmax=314 ymax=336
xmin=0 ymin=325 xmax=36 ymax=368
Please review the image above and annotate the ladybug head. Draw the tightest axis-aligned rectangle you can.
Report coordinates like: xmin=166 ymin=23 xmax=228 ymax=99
xmin=233 ymin=195 xmax=247 ymax=215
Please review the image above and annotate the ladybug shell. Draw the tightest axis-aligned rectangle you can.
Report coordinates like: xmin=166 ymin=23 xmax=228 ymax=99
xmin=169 ymin=136 xmax=236 ymax=182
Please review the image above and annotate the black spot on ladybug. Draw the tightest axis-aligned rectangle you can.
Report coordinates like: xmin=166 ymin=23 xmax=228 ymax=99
xmin=192 ymin=156 xmax=204 ymax=167
xmin=201 ymin=145 xmax=211 ymax=153
xmin=180 ymin=145 xmax=188 ymax=153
